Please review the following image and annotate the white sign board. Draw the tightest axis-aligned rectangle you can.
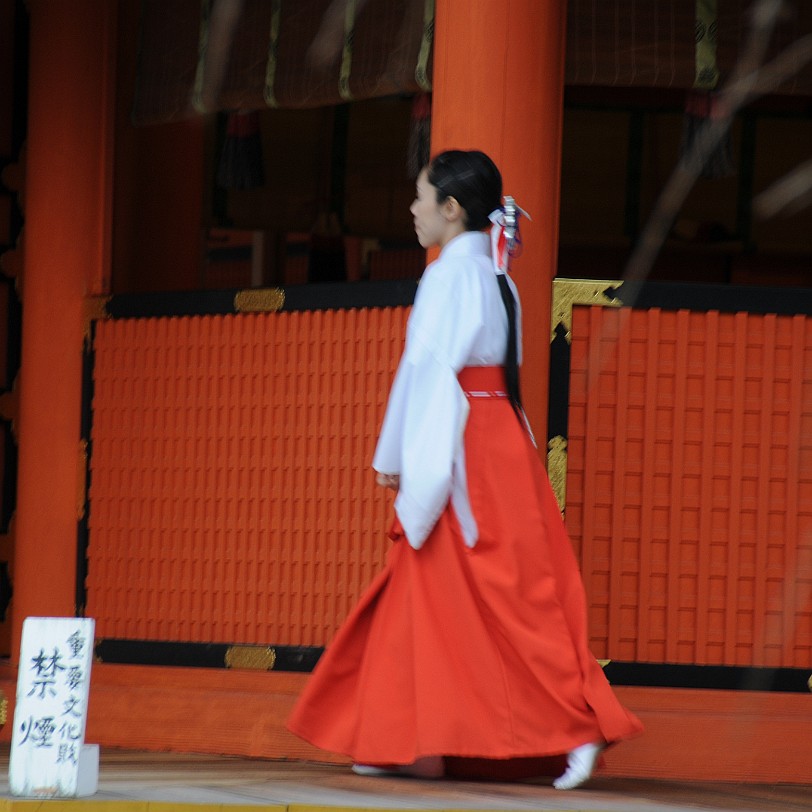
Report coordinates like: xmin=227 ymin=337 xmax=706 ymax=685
xmin=9 ymin=617 xmax=98 ymax=798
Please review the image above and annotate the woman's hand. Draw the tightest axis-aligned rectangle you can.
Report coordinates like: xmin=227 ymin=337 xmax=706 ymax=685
xmin=376 ymin=472 xmax=400 ymax=491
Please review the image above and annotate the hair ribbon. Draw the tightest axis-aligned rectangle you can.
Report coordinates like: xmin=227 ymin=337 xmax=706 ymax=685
xmin=488 ymin=196 xmax=530 ymax=275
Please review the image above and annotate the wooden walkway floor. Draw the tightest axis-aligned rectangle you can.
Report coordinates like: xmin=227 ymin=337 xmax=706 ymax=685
xmin=0 ymin=748 xmax=808 ymax=811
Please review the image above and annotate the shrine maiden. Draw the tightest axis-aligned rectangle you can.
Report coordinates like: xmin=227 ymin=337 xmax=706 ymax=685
xmin=287 ymin=150 xmax=643 ymax=790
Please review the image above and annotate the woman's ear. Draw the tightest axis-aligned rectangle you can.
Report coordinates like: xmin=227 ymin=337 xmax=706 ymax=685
xmin=443 ymin=196 xmax=465 ymax=223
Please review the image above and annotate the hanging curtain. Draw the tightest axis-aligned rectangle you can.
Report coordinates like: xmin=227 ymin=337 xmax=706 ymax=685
xmin=133 ymin=0 xmax=812 ymax=126
xmin=565 ymin=0 xmax=812 ymax=93
xmin=133 ymin=0 xmax=434 ymax=125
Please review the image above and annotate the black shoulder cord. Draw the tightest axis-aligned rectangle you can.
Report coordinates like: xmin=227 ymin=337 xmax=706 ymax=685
xmin=495 ymin=273 xmax=524 ymax=422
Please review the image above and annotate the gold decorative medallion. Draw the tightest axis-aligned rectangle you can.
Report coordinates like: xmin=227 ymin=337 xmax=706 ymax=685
xmin=234 ymin=288 xmax=285 ymax=313
xmin=225 ymin=645 xmax=277 ymax=671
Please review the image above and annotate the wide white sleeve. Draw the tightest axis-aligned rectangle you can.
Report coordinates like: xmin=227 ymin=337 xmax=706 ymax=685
xmin=372 ymin=260 xmax=483 ymax=549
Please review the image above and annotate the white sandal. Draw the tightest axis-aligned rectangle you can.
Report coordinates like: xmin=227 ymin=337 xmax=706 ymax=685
xmin=553 ymin=741 xmax=604 ymax=790
xmin=351 ymin=763 xmax=400 ymax=777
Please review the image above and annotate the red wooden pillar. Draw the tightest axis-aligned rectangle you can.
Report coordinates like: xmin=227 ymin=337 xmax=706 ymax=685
xmin=12 ymin=0 xmax=117 ymax=660
xmin=431 ymin=0 xmax=567 ymax=439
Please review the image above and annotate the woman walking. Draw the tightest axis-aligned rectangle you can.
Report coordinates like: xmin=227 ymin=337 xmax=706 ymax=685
xmin=287 ymin=149 xmax=643 ymax=790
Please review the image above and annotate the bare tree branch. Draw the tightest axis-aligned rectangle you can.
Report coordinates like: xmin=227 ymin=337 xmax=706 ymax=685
xmin=622 ymin=0 xmax=812 ymax=289
xmin=754 ymin=156 xmax=812 ymax=217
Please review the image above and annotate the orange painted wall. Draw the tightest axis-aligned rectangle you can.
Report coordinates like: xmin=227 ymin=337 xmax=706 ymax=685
xmin=87 ymin=298 xmax=812 ymax=671
xmin=87 ymin=307 xmax=408 ymax=644
xmin=567 ymin=305 xmax=812 ymax=668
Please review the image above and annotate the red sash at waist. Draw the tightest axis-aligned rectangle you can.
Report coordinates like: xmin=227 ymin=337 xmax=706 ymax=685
xmin=457 ymin=366 xmax=507 ymax=397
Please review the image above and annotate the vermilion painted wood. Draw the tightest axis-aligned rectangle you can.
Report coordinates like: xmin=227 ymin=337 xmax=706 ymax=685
xmin=568 ymin=304 xmax=812 ymax=668
xmin=430 ymin=0 xmax=566 ymax=441
xmin=11 ymin=0 xmax=117 ymax=662
xmin=0 ymin=0 xmax=19 ymax=659
xmin=87 ymin=308 xmax=408 ymax=645
xmin=696 ymin=311 xmax=715 ymax=663
xmin=2 ymin=664 xmax=810 ymax=784
xmin=582 ymin=307 xmax=602 ymax=648
xmin=783 ymin=317 xmax=804 ymax=666
xmin=726 ymin=314 xmax=747 ymax=664
xmin=667 ymin=310 xmax=690 ymax=663
xmin=609 ymin=310 xmax=628 ymax=658
xmin=640 ymin=309 xmax=659 ymax=661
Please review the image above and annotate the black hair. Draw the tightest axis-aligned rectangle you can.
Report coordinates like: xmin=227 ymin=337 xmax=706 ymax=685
xmin=427 ymin=150 xmax=502 ymax=231
xmin=497 ymin=273 xmax=523 ymax=422
xmin=426 ymin=149 xmax=524 ymax=423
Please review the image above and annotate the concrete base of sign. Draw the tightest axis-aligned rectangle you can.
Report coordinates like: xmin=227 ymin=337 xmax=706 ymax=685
xmin=9 ymin=743 xmax=99 ymax=798
xmin=76 ymin=744 xmax=99 ymax=797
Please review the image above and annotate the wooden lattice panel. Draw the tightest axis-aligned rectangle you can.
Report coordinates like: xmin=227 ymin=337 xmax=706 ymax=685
xmin=86 ymin=307 xmax=408 ymax=646
xmin=566 ymin=306 xmax=812 ymax=668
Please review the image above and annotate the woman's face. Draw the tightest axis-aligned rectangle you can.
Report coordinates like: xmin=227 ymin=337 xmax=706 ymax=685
xmin=410 ymin=169 xmax=461 ymax=249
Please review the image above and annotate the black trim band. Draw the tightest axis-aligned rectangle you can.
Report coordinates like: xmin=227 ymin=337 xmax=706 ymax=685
xmin=614 ymin=279 xmax=812 ymax=315
xmin=103 ymin=279 xmax=418 ymax=320
xmin=546 ymin=322 xmax=571 ymax=441
xmin=101 ymin=278 xmax=812 ymax=323
xmin=94 ymin=638 xmax=323 ymax=672
xmin=603 ymin=661 xmax=811 ymax=694
xmin=76 ymin=321 xmax=96 ymax=616
xmin=92 ymin=639 xmax=811 ymax=692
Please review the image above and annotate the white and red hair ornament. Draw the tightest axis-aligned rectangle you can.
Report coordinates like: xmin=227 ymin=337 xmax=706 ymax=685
xmin=489 ymin=196 xmax=530 ymax=275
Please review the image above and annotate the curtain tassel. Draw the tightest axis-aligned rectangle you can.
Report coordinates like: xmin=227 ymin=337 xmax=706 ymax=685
xmin=407 ymin=92 xmax=432 ymax=178
xmin=217 ymin=110 xmax=265 ymax=190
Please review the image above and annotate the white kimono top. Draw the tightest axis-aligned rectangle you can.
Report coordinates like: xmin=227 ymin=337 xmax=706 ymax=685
xmin=372 ymin=230 xmax=521 ymax=550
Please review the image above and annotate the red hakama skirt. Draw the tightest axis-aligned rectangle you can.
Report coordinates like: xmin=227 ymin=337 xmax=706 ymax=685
xmin=287 ymin=366 xmax=643 ymax=769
